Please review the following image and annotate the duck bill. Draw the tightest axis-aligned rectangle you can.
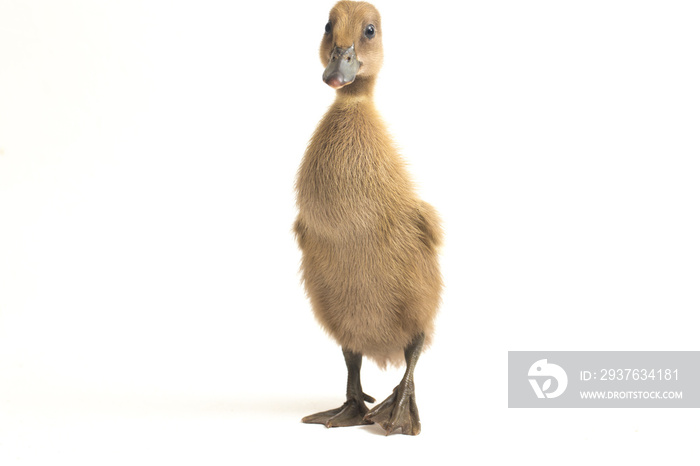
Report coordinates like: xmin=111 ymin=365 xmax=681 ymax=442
xmin=323 ymin=45 xmax=360 ymax=89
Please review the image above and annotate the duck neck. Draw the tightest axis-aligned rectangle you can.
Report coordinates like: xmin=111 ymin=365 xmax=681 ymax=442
xmin=335 ymin=75 xmax=376 ymax=101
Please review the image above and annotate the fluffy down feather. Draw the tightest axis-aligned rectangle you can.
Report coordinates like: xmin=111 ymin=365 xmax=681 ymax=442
xmin=295 ymin=94 xmax=443 ymax=368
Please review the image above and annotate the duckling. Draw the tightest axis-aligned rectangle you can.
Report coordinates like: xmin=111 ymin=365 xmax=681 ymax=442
xmin=294 ymin=1 xmax=442 ymax=436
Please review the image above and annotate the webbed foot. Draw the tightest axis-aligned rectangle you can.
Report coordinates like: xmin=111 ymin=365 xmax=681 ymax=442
xmin=302 ymin=393 xmax=375 ymax=427
xmin=364 ymin=383 xmax=420 ymax=435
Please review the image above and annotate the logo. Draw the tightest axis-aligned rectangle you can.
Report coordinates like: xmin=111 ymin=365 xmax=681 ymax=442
xmin=528 ymin=359 xmax=568 ymax=399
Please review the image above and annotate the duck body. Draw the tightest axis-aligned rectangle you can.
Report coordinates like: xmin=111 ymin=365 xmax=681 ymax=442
xmin=295 ymin=86 xmax=442 ymax=367
xmin=296 ymin=1 xmax=442 ymax=435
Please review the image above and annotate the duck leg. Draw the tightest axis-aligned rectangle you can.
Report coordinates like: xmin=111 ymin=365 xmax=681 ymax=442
xmin=364 ymin=333 xmax=425 ymax=435
xmin=302 ymin=348 xmax=375 ymax=427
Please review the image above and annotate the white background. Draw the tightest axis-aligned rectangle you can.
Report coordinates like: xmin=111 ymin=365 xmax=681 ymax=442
xmin=1 ymin=0 xmax=699 ymax=464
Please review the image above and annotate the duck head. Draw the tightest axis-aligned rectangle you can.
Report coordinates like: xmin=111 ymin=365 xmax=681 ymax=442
xmin=320 ymin=1 xmax=384 ymax=89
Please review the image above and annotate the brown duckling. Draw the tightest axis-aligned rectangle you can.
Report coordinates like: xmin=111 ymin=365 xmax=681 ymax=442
xmin=294 ymin=0 xmax=442 ymax=436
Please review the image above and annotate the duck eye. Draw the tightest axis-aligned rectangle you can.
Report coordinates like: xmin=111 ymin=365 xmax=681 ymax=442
xmin=325 ymin=21 xmax=332 ymax=34
xmin=364 ymin=24 xmax=375 ymax=39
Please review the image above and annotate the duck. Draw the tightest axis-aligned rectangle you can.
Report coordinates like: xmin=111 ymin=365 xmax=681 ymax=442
xmin=294 ymin=0 xmax=443 ymax=436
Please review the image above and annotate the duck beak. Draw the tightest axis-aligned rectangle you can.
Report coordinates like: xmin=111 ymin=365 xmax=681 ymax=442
xmin=323 ymin=45 xmax=360 ymax=89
